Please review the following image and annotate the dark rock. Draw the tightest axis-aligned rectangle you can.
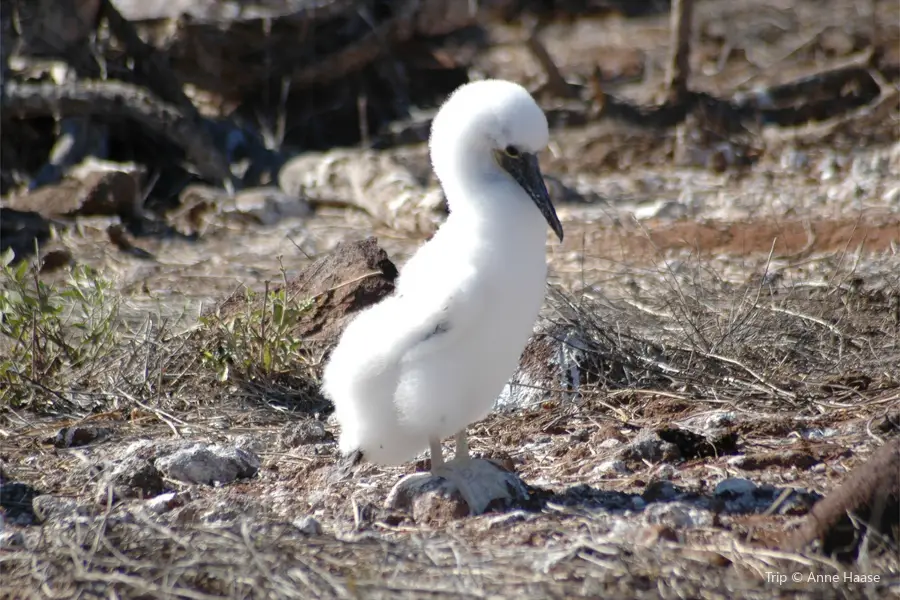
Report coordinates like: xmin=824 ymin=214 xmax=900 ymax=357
xmin=0 ymin=481 xmax=42 ymax=525
xmin=594 ymin=458 xmax=630 ymax=475
xmin=280 ymin=419 xmax=331 ymax=448
xmin=212 ymin=237 xmax=397 ymax=348
xmin=327 ymin=449 xmax=364 ymax=485
xmin=39 ymin=249 xmax=74 ymax=273
xmin=619 ymin=430 xmax=682 ymax=465
xmin=282 ymin=237 xmax=398 ymax=342
xmin=714 ymin=478 xmax=757 ymax=498
xmin=32 ymin=494 xmax=98 ymax=523
xmin=96 ymin=455 xmax=165 ymax=502
xmin=8 ymin=171 xmax=140 ymax=220
xmin=17 ymin=0 xmax=101 ymax=55
xmin=195 ymin=237 xmax=396 ymax=414
xmin=292 ymin=515 xmax=323 ymax=535
xmin=715 ymin=479 xmax=820 ymax=516
xmin=166 ymin=498 xmax=254 ymax=526
xmin=404 ymin=478 xmax=471 ymax=524
xmin=198 ymin=499 xmax=256 ymax=524
xmin=155 ymin=443 xmax=260 ymax=486
xmin=0 ymin=208 xmax=52 ymax=261
xmin=385 ymin=460 xmax=531 ymax=522
xmin=51 ymin=425 xmax=113 ymax=448
xmin=642 ymin=481 xmax=685 ymax=503
xmin=656 ymin=426 xmax=739 ymax=460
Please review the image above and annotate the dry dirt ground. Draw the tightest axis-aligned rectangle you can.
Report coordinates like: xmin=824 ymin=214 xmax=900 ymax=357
xmin=2 ymin=1 xmax=899 ymax=598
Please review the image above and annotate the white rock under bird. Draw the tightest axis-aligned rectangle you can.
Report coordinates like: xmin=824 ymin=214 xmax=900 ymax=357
xmin=322 ymin=79 xmax=563 ymax=515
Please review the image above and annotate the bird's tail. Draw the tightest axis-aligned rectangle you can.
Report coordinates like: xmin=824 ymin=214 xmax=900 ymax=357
xmin=322 ymin=298 xmax=428 ymax=464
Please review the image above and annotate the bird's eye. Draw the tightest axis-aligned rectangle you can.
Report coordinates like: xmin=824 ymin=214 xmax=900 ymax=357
xmin=504 ymin=145 xmax=520 ymax=158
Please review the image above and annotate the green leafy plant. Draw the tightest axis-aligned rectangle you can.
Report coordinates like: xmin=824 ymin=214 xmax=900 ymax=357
xmin=199 ymin=279 xmax=315 ymax=384
xmin=0 ymin=249 xmax=119 ymax=408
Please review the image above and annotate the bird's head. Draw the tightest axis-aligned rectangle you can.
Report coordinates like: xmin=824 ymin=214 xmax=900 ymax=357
xmin=429 ymin=79 xmax=563 ymax=242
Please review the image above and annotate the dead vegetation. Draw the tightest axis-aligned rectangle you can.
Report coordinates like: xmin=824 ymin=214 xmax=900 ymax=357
xmin=8 ymin=513 xmax=892 ymax=599
xmin=1 ymin=0 xmax=899 ymax=598
xmin=2 ymin=239 xmax=897 ymax=598
xmin=0 ymin=237 xmax=388 ymax=418
xmin=537 ymin=254 xmax=900 ymax=408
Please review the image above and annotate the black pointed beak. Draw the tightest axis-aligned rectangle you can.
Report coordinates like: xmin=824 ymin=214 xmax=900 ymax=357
xmin=497 ymin=151 xmax=564 ymax=242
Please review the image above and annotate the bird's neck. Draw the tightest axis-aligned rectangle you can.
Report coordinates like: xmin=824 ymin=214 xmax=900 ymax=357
xmin=442 ymin=175 xmax=549 ymax=257
xmin=433 ymin=143 xmax=551 ymax=255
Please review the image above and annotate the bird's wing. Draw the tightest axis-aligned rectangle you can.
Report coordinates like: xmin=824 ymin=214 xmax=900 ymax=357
xmin=343 ymin=264 xmax=482 ymax=370
xmin=381 ymin=225 xmax=488 ymax=361
xmin=322 ymin=271 xmax=483 ymax=462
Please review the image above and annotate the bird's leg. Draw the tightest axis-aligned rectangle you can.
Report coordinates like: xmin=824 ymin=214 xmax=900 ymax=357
xmin=386 ymin=437 xmax=446 ymax=510
xmin=453 ymin=431 xmax=470 ymax=463
xmin=432 ymin=429 xmax=512 ymax=515
xmin=429 ymin=437 xmax=445 ymax=470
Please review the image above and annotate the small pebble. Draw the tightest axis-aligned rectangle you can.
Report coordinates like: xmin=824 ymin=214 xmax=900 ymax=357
xmin=293 ymin=516 xmax=323 ymax=536
xmin=714 ymin=478 xmax=756 ymax=496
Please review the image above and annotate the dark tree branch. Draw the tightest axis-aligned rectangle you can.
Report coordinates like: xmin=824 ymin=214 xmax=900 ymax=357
xmin=3 ymin=80 xmax=227 ymax=182
xmin=526 ymin=21 xmax=579 ymax=100
xmin=786 ymin=437 xmax=899 ymax=554
xmin=98 ymin=0 xmax=230 ymax=182
xmin=664 ymin=0 xmax=694 ymax=106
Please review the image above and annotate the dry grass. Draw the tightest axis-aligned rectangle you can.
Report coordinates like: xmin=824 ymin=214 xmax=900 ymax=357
xmin=541 ymin=250 xmax=900 ymax=412
xmin=2 ymin=243 xmax=898 ymax=599
xmin=0 ymin=256 xmax=331 ymax=433
xmin=3 ymin=504 xmax=894 ymax=599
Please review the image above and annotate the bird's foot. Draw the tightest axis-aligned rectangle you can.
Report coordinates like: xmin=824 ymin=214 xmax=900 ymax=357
xmin=434 ymin=458 xmax=519 ymax=515
xmin=385 ymin=471 xmax=435 ymax=510
xmin=385 ymin=459 xmax=527 ymax=517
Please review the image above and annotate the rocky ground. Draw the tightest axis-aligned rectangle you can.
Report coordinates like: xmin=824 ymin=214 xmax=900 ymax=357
xmin=1 ymin=1 xmax=899 ymax=598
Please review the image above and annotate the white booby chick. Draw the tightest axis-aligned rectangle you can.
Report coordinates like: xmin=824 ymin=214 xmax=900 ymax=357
xmin=322 ymin=79 xmax=563 ymax=515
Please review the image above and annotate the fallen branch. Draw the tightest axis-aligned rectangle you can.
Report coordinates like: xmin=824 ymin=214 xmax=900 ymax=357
xmin=764 ymin=87 xmax=899 ymax=147
xmin=3 ymin=80 xmax=230 ymax=182
xmin=598 ymin=58 xmax=886 ymax=132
